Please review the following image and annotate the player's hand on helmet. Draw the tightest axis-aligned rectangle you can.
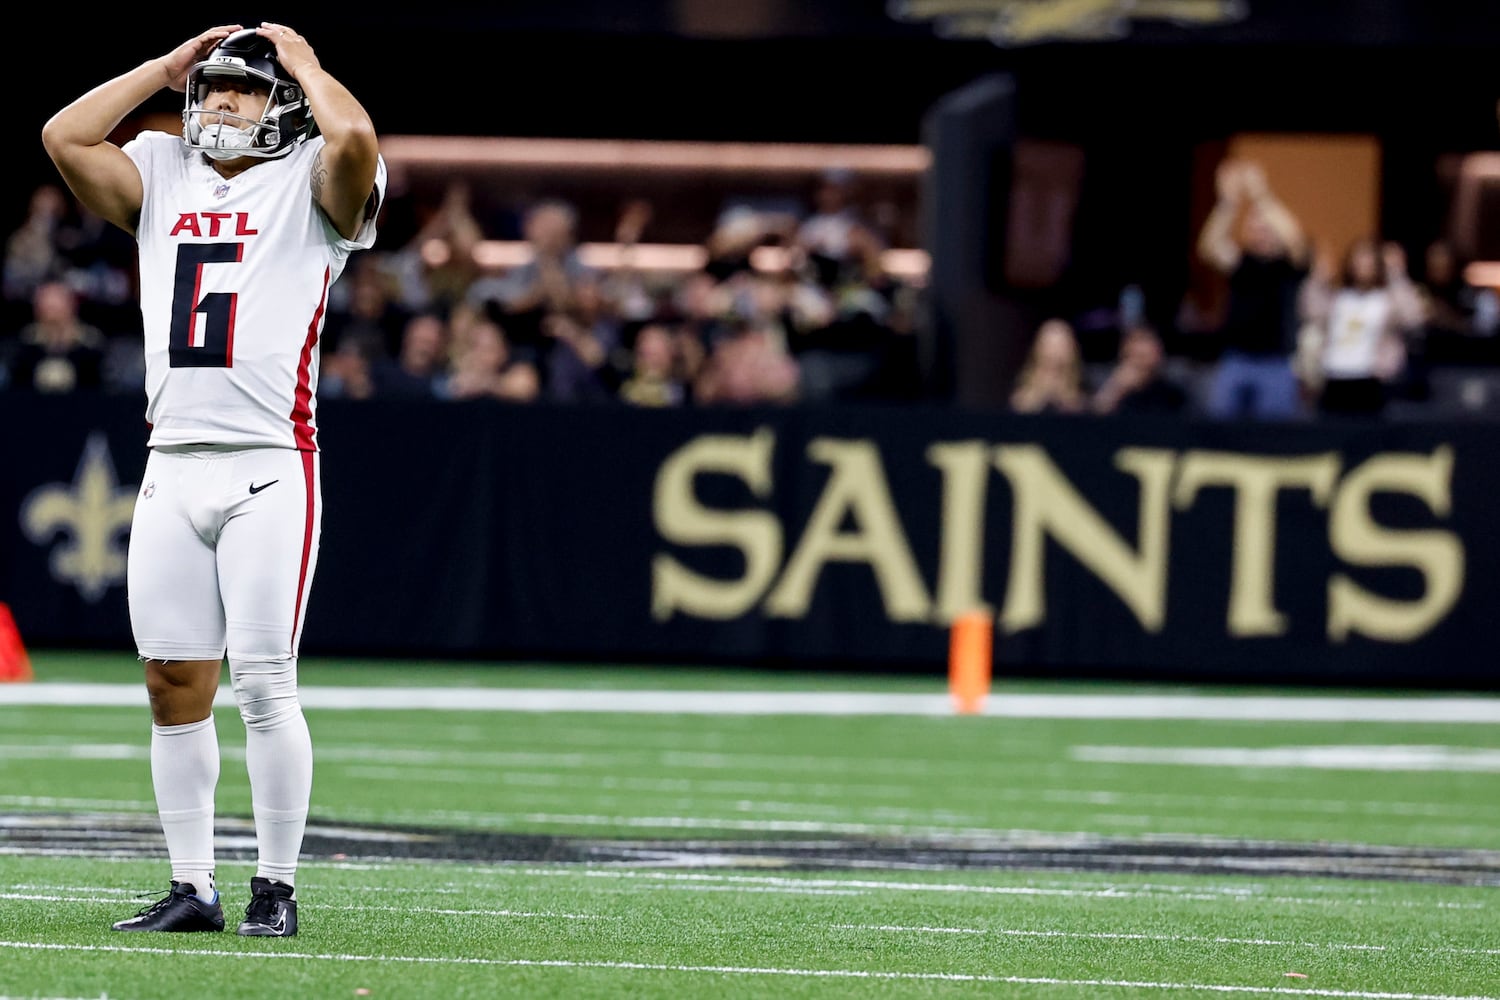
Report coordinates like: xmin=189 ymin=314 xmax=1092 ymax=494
xmin=257 ymin=22 xmax=320 ymax=80
xmin=163 ymin=25 xmax=243 ymax=92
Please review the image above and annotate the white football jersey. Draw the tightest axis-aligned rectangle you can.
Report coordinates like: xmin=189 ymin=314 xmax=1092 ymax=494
xmin=123 ymin=130 xmax=386 ymax=450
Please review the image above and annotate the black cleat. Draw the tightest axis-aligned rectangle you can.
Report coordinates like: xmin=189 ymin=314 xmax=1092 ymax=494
xmin=112 ymin=882 xmax=224 ymax=932
xmin=238 ymin=877 xmax=298 ymax=937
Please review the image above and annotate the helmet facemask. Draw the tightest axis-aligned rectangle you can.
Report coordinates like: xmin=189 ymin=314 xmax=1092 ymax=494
xmin=182 ymin=30 xmax=316 ymax=160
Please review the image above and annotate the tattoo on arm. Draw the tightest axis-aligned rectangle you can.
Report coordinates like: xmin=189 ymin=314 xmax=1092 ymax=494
xmin=310 ymin=149 xmax=327 ymax=202
xmin=309 ymin=147 xmax=377 ymax=233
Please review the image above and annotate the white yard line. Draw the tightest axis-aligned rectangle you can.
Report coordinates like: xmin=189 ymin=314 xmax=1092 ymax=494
xmin=832 ymin=924 xmax=1500 ymax=957
xmin=19 ymin=869 xmax=1487 ymax=912
xmin=498 ymin=868 xmax=1488 ymax=909
xmin=0 ymin=941 xmax=1493 ymax=999
xmin=1073 ymin=745 xmax=1500 ymax=772
xmin=3 ymin=684 xmax=1500 ymax=721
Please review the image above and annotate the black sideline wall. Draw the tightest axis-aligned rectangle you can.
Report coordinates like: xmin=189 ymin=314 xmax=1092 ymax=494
xmin=3 ymin=394 xmax=1495 ymax=689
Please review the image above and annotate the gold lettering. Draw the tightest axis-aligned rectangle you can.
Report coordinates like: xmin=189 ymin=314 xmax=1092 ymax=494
xmin=765 ymin=438 xmax=931 ymax=621
xmin=1174 ymin=451 xmax=1340 ymax=636
xmin=1327 ymin=446 xmax=1463 ymax=642
xmin=651 ymin=428 xmax=782 ymax=620
xmin=927 ymin=441 xmax=993 ymax=619
xmin=995 ymin=445 xmax=1176 ymax=633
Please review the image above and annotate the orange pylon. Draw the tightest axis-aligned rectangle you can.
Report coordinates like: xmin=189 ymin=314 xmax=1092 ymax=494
xmin=0 ymin=603 xmax=33 ymax=682
xmin=947 ymin=610 xmax=992 ymax=715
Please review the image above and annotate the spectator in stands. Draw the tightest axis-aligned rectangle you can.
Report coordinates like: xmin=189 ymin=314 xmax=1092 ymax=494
xmin=371 ymin=311 xmax=447 ymax=398
xmin=540 ymin=293 xmax=620 ymax=403
xmin=617 ymin=321 xmax=688 ymax=407
xmin=4 ymin=279 xmax=106 ymax=393
xmin=2 ymin=186 xmax=137 ymax=339
xmin=838 ymin=221 xmax=923 ymax=398
xmin=1297 ymin=237 xmax=1424 ymax=418
xmin=3 ymin=184 xmax=73 ymax=307
xmin=1196 ymin=159 xmax=1310 ymax=420
xmin=693 ymin=319 xmax=800 ymax=406
xmin=57 ymin=201 xmax=139 ymax=336
xmin=669 ymin=269 xmax=734 ymax=353
xmin=1091 ymin=322 xmax=1190 ymax=415
xmin=464 ymin=198 xmax=598 ymax=351
xmin=601 ymin=198 xmax=661 ymax=324
xmin=320 ymin=337 xmax=376 ymax=400
xmin=785 ymin=213 xmax=921 ymax=402
xmin=795 ymin=167 xmax=866 ymax=289
xmin=703 ymin=204 xmax=796 ymax=283
xmin=1010 ymin=317 xmax=1087 ymax=414
xmin=433 ymin=316 xmax=539 ymax=403
xmin=444 ymin=296 xmax=490 ymax=349
xmin=1417 ymin=238 xmax=1499 ymax=341
xmin=322 ymin=255 xmax=411 ymax=362
xmin=387 ymin=179 xmax=484 ymax=319
xmin=664 ymin=313 xmax=709 ymax=399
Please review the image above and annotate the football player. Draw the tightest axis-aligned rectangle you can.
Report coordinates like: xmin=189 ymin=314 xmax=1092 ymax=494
xmin=42 ymin=22 xmax=387 ymax=937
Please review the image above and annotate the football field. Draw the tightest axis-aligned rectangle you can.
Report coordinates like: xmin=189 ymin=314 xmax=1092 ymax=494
xmin=2 ymin=651 xmax=1498 ymax=999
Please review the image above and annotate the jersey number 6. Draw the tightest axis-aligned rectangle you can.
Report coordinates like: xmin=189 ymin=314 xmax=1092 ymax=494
xmin=169 ymin=243 xmax=243 ymax=368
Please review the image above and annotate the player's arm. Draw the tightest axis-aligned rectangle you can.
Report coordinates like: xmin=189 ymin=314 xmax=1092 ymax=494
xmin=259 ymin=23 xmax=381 ymax=240
xmin=42 ymin=25 xmax=242 ymax=235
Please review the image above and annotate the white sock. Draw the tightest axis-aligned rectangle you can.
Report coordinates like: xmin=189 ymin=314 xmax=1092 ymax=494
xmin=244 ymin=706 xmax=312 ymax=890
xmin=151 ymin=716 xmax=219 ymax=903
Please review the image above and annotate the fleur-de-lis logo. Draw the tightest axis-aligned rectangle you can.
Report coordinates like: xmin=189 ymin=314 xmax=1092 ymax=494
xmin=21 ymin=433 xmax=137 ymax=603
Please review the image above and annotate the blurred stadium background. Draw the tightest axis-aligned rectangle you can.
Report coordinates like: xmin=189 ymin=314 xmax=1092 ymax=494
xmin=5 ymin=3 xmax=1500 ymax=997
xmin=9 ymin=0 xmax=1500 ymax=685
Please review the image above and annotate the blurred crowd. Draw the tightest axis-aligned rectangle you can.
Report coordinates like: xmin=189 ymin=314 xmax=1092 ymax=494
xmin=0 ymin=168 xmax=923 ymax=410
xmin=5 ymin=157 xmax=1498 ymax=420
xmin=1011 ymin=160 xmax=1500 ymax=421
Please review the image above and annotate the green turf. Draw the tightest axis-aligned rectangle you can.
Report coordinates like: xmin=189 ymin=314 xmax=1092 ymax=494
xmin=2 ymin=650 xmax=1499 ymax=998
xmin=2 ymin=856 xmax=1496 ymax=999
